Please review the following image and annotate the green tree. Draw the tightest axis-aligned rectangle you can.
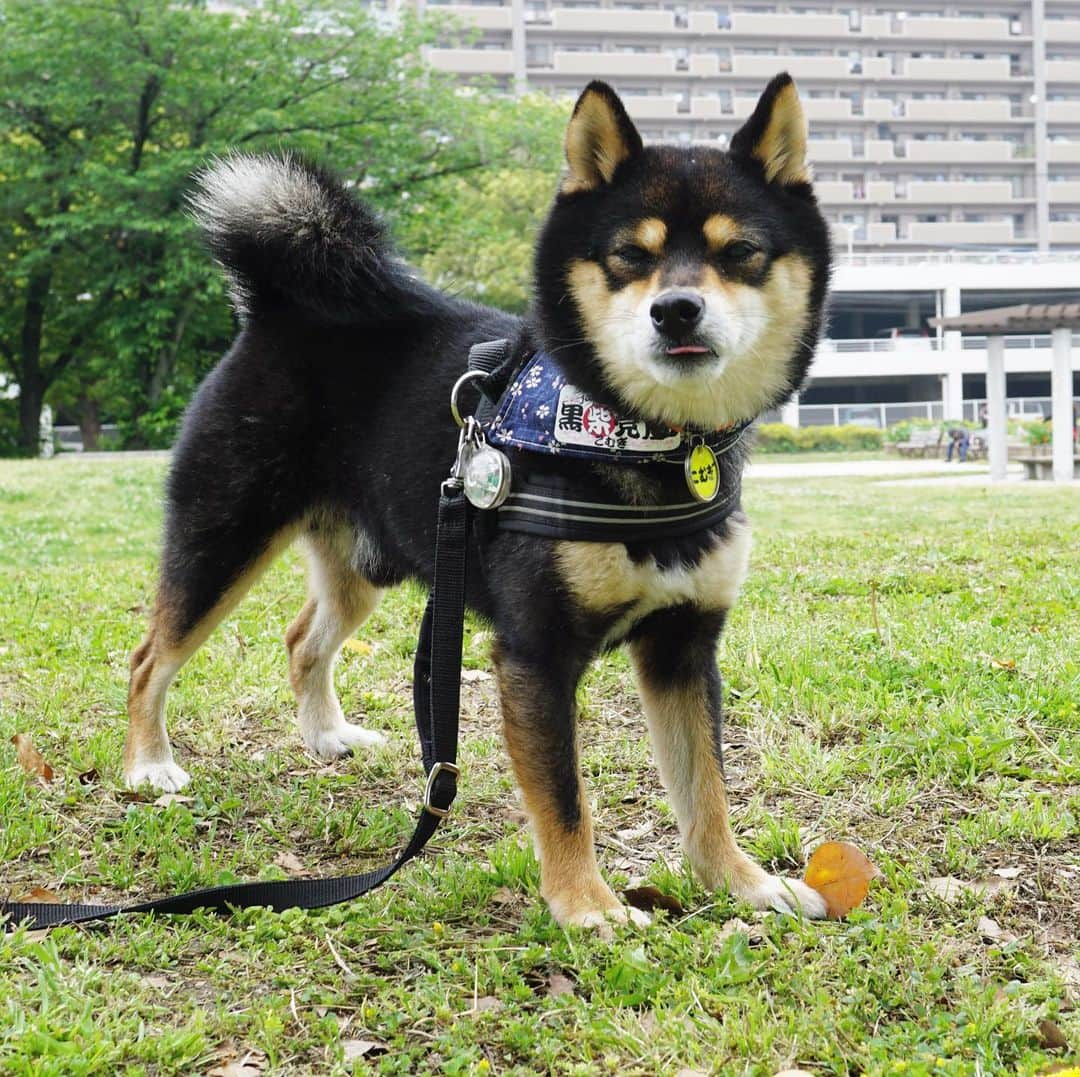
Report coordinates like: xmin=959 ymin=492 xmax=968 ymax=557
xmin=0 ymin=0 xmax=563 ymax=452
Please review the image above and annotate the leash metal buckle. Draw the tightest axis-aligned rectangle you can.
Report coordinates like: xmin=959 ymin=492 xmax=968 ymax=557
xmin=423 ymin=761 xmax=461 ymax=818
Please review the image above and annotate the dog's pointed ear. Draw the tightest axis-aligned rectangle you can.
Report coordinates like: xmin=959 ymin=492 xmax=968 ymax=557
xmin=730 ymin=73 xmax=811 ymax=187
xmin=561 ymin=81 xmax=644 ymax=195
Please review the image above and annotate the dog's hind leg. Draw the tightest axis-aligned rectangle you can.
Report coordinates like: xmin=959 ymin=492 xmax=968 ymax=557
xmin=126 ymin=526 xmax=298 ymax=792
xmin=286 ymin=526 xmax=386 ymax=760
xmin=629 ymin=606 xmax=827 ymax=919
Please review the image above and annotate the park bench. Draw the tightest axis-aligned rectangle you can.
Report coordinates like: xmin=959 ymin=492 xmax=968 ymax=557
xmin=896 ymin=426 xmax=942 ymax=457
xmin=1017 ymin=454 xmax=1080 ymax=480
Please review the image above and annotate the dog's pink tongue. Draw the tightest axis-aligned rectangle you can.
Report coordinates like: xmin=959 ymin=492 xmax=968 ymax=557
xmin=666 ymin=345 xmax=710 ymax=355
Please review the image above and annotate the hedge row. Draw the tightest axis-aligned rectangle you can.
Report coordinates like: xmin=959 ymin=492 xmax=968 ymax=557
xmin=754 ymin=423 xmax=884 ymax=453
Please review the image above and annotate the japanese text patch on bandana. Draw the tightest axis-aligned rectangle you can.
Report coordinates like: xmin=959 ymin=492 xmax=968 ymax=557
xmin=485 ymin=353 xmax=685 ymax=463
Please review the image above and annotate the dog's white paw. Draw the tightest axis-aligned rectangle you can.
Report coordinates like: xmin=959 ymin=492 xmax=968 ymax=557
xmin=304 ymin=722 xmax=385 ymax=761
xmin=561 ymin=904 xmax=652 ymax=939
xmin=126 ymin=761 xmax=191 ymax=793
xmin=744 ymin=875 xmax=828 ymax=919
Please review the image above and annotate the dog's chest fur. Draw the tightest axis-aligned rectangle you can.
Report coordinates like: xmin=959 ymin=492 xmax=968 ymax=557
xmin=555 ymin=513 xmax=752 ymax=644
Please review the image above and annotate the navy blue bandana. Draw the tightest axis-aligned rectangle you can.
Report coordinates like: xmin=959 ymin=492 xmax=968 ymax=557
xmin=483 ymin=352 xmax=746 ymax=464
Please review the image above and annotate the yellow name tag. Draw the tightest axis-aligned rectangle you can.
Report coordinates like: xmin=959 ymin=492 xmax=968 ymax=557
xmin=685 ymin=443 xmax=719 ymax=502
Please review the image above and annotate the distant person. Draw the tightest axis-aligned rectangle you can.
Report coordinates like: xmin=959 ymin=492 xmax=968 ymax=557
xmin=978 ymin=404 xmax=989 ymax=427
xmin=946 ymin=426 xmax=970 ymax=462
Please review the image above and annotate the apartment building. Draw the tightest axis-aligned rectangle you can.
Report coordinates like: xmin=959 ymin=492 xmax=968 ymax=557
xmin=422 ymin=0 xmax=1080 ymax=253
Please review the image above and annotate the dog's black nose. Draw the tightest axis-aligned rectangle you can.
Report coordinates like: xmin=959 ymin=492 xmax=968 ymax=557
xmin=650 ymin=291 xmax=705 ymax=336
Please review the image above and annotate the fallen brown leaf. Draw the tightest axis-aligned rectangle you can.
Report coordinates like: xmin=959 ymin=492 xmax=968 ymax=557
xmin=153 ymin=793 xmax=193 ymax=808
xmin=473 ymin=996 xmax=502 ymax=1013
xmin=803 ymin=841 xmax=881 ymax=919
xmin=717 ymin=917 xmax=767 ymax=945
xmin=11 ymin=734 xmax=54 ymax=783
xmin=342 ymin=1039 xmax=385 ymax=1061
xmin=977 ymin=916 xmax=1018 ymax=945
xmin=547 ymin=973 xmax=575 ymax=998
xmin=990 ymin=657 xmax=1017 ymax=671
xmin=460 ymin=668 xmax=492 ymax=683
xmin=77 ymin=767 xmax=99 ymax=785
xmin=488 ymin=886 xmax=515 ymax=906
xmin=927 ymin=875 xmax=1015 ymax=904
xmin=15 ymin=886 xmax=61 ymax=904
xmin=624 ymin=885 xmax=685 ymax=916
xmin=273 ymin=851 xmax=311 ymax=877
xmin=1038 ymin=1019 xmax=1069 ymax=1051
xmin=206 ymin=1049 xmax=266 ymax=1077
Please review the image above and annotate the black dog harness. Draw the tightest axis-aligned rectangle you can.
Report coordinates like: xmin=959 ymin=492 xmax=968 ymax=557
xmin=1 ymin=342 xmax=747 ymax=932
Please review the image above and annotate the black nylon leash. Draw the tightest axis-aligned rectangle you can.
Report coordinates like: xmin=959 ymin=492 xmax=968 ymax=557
xmin=0 ymin=485 xmax=469 ymax=932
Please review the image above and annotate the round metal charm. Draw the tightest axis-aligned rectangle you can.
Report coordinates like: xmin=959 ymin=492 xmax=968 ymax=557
xmin=685 ymin=441 xmax=720 ymax=502
xmin=462 ymin=443 xmax=512 ymax=509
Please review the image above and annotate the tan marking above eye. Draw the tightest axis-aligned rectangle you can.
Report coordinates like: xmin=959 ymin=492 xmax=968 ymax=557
xmin=703 ymin=214 xmax=741 ymax=251
xmin=632 ymin=217 xmax=667 ymax=255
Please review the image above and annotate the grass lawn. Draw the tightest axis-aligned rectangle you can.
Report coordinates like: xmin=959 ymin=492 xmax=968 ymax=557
xmin=1 ymin=456 xmax=1077 ymax=1076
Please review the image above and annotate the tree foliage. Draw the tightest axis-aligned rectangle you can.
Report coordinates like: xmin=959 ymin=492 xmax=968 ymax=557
xmin=0 ymin=0 xmax=565 ymax=452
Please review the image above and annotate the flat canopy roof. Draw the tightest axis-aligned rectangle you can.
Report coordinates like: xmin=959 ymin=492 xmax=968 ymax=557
xmin=930 ymin=303 xmax=1080 ymax=334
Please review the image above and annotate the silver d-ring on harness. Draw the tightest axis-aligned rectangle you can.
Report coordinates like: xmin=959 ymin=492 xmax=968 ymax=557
xmin=449 ymin=369 xmax=490 ymax=429
xmin=447 ymin=368 xmax=513 ymax=510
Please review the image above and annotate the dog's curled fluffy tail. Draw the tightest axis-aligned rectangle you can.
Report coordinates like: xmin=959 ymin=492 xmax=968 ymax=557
xmin=190 ymin=154 xmax=410 ymax=325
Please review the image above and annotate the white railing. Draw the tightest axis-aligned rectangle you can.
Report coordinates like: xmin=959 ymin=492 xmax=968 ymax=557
xmin=820 ymin=337 xmax=942 ymax=352
xmin=799 ymin=400 xmax=943 ymax=427
xmin=820 ymin=333 xmax=1080 ymax=352
xmin=835 ymin=250 xmax=1080 ymax=266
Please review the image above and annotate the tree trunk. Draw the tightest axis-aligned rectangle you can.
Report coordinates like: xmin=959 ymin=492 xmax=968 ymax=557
xmin=78 ymin=393 xmax=102 ymax=452
xmin=17 ymin=374 xmax=45 ymax=456
xmin=16 ymin=267 xmax=53 ymax=453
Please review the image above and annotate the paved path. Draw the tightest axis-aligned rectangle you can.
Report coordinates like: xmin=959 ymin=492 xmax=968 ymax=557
xmin=745 ymin=458 xmax=997 ymax=480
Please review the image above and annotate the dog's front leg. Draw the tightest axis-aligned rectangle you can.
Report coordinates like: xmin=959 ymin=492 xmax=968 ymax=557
xmin=493 ymin=644 xmax=649 ymax=933
xmin=629 ymin=608 xmax=827 ymax=919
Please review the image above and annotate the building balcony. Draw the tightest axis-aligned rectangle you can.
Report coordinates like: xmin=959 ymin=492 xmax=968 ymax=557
xmin=426 ymin=47 xmax=514 ymax=74
xmin=1047 ymin=101 xmax=1080 ymax=122
xmin=905 ymin=140 xmax=1015 ymax=162
xmin=1049 ymin=181 xmax=1080 ymax=201
xmin=898 ymin=16 xmax=1012 ymax=40
xmin=549 ymin=8 xmax=674 ymax=33
xmin=551 ymin=50 xmax=675 ymax=76
xmin=1045 ymin=19 xmax=1080 ymax=43
xmin=437 ymin=5 xmax=512 ymax=30
xmin=907 ymin=220 xmax=1014 ymax=243
xmin=732 ymin=54 xmax=849 ymax=79
xmin=903 ymin=99 xmax=1013 ymax=121
xmin=906 ymin=180 xmax=1016 ymax=203
xmin=1047 ymin=60 xmax=1080 ymax=84
xmin=1048 ymin=142 xmax=1080 ymax=162
xmin=623 ymin=95 xmax=681 ymax=120
xmin=901 ymin=57 xmax=1012 ymax=81
xmin=1050 ymin=221 xmax=1080 ymax=242
xmin=801 ymin=98 xmax=855 ymax=120
xmin=807 ymin=139 xmax=855 ymax=161
xmin=726 ymin=12 xmax=850 ymax=37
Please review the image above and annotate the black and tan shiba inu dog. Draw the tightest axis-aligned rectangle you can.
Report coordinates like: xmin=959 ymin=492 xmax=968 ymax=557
xmin=125 ymin=74 xmax=832 ymax=928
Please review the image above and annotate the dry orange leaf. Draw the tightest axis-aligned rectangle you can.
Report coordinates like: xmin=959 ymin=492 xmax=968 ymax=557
xmin=15 ymin=886 xmax=61 ymax=904
xmin=803 ymin=841 xmax=881 ymax=919
xmin=10 ymin=734 xmax=55 ymax=783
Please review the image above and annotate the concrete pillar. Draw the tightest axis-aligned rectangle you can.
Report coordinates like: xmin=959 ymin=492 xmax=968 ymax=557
xmin=942 ymin=371 xmax=964 ymax=421
xmin=987 ymin=335 xmax=1008 ymax=482
xmin=942 ymin=286 xmax=962 ymax=355
xmin=781 ymin=394 xmax=800 ymax=428
xmin=1051 ymin=326 xmax=1074 ymax=482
